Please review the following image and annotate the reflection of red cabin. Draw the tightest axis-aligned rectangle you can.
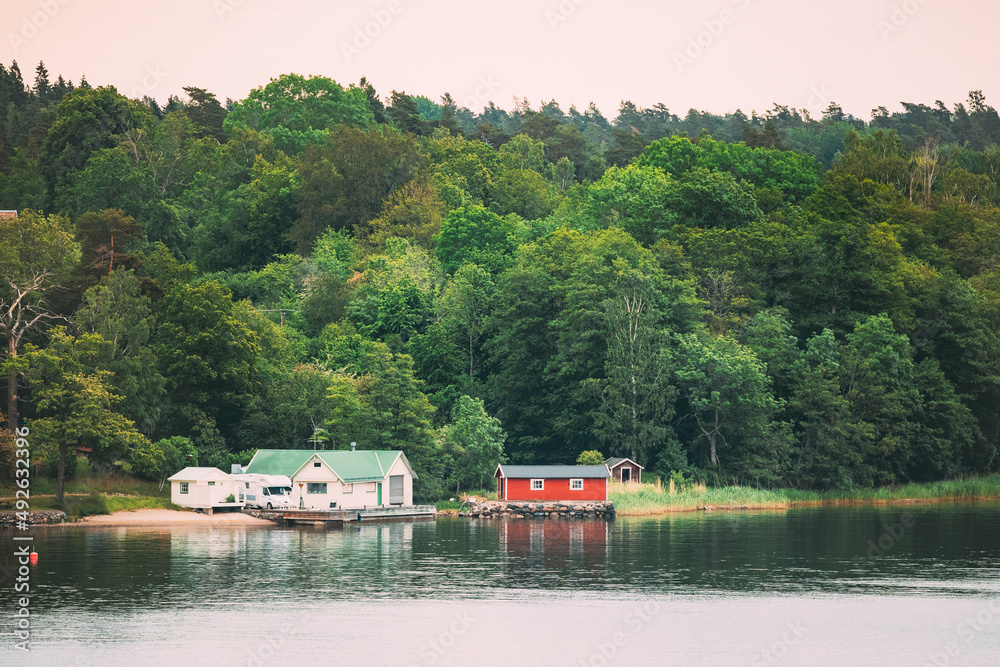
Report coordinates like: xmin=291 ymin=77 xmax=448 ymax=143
xmin=495 ymin=465 xmax=610 ymax=501
xmin=605 ymin=457 xmax=643 ymax=483
xmin=500 ymin=519 xmax=609 ymax=560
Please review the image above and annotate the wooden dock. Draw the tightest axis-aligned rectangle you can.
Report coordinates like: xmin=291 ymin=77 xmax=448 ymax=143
xmin=256 ymin=505 xmax=437 ymax=527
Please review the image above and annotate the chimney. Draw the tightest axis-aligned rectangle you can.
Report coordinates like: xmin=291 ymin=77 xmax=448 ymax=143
xmin=350 ymin=442 xmax=356 ymax=451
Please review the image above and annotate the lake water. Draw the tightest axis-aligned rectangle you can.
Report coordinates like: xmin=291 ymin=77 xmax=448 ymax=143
xmin=3 ymin=503 xmax=1000 ymax=666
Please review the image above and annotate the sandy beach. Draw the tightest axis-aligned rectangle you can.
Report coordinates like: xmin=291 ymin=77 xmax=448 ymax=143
xmin=78 ymin=508 xmax=274 ymax=527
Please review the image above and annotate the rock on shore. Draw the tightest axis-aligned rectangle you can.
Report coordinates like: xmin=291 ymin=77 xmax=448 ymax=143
xmin=464 ymin=500 xmax=615 ymax=520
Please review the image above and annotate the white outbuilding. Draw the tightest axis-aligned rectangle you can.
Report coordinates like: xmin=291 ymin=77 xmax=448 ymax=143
xmin=244 ymin=449 xmax=417 ymax=510
xmin=168 ymin=467 xmax=244 ymax=511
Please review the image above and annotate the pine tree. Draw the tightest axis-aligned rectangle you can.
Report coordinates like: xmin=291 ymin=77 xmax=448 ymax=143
xmin=34 ymin=61 xmax=50 ymax=102
xmin=6 ymin=61 xmax=29 ymax=107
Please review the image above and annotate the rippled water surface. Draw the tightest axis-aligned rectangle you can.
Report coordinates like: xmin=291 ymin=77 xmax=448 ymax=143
xmin=4 ymin=503 xmax=1000 ymax=665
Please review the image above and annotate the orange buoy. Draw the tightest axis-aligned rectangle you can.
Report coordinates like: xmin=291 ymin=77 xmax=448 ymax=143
xmin=29 ymin=551 xmax=38 ymax=564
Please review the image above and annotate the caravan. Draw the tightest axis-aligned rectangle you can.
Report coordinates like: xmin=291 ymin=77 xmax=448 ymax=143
xmin=233 ymin=473 xmax=295 ymax=509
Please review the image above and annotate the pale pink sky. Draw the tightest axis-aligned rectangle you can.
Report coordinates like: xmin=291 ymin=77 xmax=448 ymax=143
xmin=2 ymin=0 xmax=997 ymax=119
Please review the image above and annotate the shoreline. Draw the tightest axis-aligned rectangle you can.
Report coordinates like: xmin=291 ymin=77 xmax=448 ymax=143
xmin=69 ymin=508 xmax=275 ymax=527
xmin=611 ymin=494 xmax=1000 ymax=517
xmin=5 ymin=491 xmax=1000 ymax=525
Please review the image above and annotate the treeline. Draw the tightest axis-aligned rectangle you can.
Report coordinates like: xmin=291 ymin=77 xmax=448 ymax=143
xmin=1 ymin=60 xmax=999 ymax=500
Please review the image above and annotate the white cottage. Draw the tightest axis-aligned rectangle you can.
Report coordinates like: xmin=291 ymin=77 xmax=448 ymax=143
xmin=168 ymin=467 xmax=243 ymax=510
xmin=244 ymin=449 xmax=416 ymax=510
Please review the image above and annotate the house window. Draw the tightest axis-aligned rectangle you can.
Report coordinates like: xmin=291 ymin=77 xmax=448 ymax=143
xmin=208 ymin=481 xmax=215 ymax=486
xmin=367 ymin=482 xmax=376 ymax=493
xmin=180 ymin=483 xmax=189 ymax=494
xmin=314 ymin=461 xmax=321 ymax=467
xmin=245 ymin=482 xmax=250 ymax=489
xmin=531 ymin=479 xmax=544 ymax=490
xmin=343 ymin=484 xmax=354 ymax=493
xmin=307 ymin=483 xmax=327 ymax=494
xmin=570 ymin=479 xmax=583 ymax=490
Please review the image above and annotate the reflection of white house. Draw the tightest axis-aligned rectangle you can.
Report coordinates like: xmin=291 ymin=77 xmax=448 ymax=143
xmin=168 ymin=467 xmax=243 ymax=510
xmin=244 ymin=450 xmax=416 ymax=510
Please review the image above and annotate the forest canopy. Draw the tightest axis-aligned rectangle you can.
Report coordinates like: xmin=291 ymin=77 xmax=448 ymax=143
xmin=2 ymin=60 xmax=999 ymax=499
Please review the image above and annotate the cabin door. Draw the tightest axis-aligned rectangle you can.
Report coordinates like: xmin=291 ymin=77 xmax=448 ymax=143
xmin=620 ymin=468 xmax=631 ymax=483
xmin=377 ymin=483 xmax=382 ymax=505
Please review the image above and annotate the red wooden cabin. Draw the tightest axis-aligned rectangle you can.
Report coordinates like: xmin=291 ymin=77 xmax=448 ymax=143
xmin=495 ymin=464 xmax=610 ymax=501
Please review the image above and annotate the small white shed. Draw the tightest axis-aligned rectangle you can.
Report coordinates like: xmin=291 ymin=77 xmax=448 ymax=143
xmin=168 ymin=467 xmax=243 ymax=511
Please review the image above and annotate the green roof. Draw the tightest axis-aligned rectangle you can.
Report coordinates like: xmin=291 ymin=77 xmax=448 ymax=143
xmin=245 ymin=449 xmax=415 ymax=481
xmin=244 ymin=450 xmax=312 ymax=477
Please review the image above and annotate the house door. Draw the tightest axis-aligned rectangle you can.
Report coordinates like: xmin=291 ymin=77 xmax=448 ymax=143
xmin=389 ymin=475 xmax=404 ymax=505
xmin=499 ymin=477 xmax=504 ymax=500
xmin=377 ymin=483 xmax=382 ymax=506
xmin=621 ymin=468 xmax=631 ymax=483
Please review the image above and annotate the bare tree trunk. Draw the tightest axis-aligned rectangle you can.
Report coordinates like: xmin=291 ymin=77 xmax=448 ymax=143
xmin=56 ymin=442 xmax=68 ymax=504
xmin=6 ymin=337 xmax=17 ymax=435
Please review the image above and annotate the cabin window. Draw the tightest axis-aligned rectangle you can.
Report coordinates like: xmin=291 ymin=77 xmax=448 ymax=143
xmin=180 ymin=483 xmax=189 ymax=494
xmin=314 ymin=462 xmax=321 ymax=467
xmin=531 ymin=479 xmax=544 ymax=490
xmin=245 ymin=482 xmax=250 ymax=489
xmin=208 ymin=481 xmax=215 ymax=486
xmin=570 ymin=479 xmax=583 ymax=490
xmin=307 ymin=483 xmax=327 ymax=494
xmin=343 ymin=484 xmax=354 ymax=493
xmin=367 ymin=482 xmax=376 ymax=493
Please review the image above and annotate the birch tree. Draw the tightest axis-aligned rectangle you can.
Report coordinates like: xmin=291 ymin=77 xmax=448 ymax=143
xmin=592 ymin=272 xmax=676 ymax=465
xmin=0 ymin=211 xmax=80 ymax=434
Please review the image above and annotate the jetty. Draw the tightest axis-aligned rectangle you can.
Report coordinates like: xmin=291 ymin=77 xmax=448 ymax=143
xmin=244 ymin=504 xmax=437 ymax=526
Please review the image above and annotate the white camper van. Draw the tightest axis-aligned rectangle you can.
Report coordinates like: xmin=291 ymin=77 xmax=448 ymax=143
xmin=233 ymin=474 xmax=295 ymax=509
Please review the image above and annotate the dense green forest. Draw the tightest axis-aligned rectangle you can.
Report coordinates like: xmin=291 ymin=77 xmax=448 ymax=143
xmin=2 ymin=59 xmax=999 ymax=501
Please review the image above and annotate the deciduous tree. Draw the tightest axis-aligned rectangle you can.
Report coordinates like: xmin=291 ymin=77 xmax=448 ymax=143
xmin=0 ymin=211 xmax=80 ymax=434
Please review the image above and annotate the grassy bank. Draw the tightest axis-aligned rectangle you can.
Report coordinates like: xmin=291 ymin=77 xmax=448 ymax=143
xmin=0 ymin=475 xmax=170 ymax=499
xmin=0 ymin=472 xmax=178 ymax=519
xmin=609 ymin=475 xmax=1000 ymax=516
xmin=2 ymin=492 xmax=181 ymax=519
